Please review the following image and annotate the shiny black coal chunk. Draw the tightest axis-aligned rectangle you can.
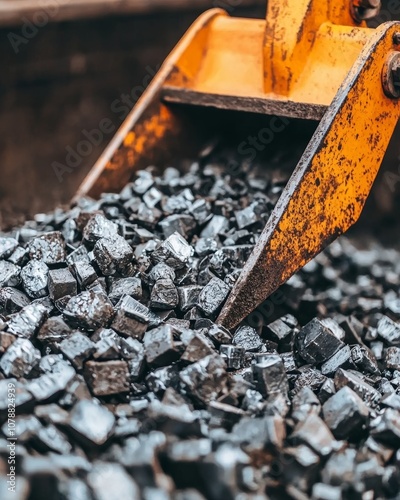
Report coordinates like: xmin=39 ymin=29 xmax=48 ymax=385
xmin=93 ymin=235 xmax=134 ymax=276
xmin=322 ymin=386 xmax=369 ymax=439
xmin=0 ymin=287 xmax=30 ymax=314
xmin=233 ymin=325 xmax=263 ymax=352
xmin=82 ymin=213 xmax=118 ymax=243
xmin=7 ymin=302 xmax=48 ymax=339
xmin=27 ymin=231 xmax=66 ymax=264
xmin=84 ymin=360 xmax=130 ymax=396
xmin=143 ymin=325 xmax=180 ymax=366
xmin=48 ymin=268 xmax=77 ymax=301
xmin=59 ymin=332 xmax=96 ymax=370
xmin=63 ymin=290 xmax=114 ymax=331
xmin=108 ymin=277 xmax=142 ymax=304
xmin=0 ymin=338 xmax=41 ymax=377
xmin=21 ymin=260 xmax=48 ymax=298
xmin=296 ymin=318 xmax=345 ymax=364
xmin=150 ymin=278 xmax=178 ymax=310
xmin=151 ymin=232 xmax=193 ymax=269
xmin=111 ymin=295 xmax=149 ymax=339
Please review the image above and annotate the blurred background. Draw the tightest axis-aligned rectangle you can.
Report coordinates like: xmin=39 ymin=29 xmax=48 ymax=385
xmin=0 ymin=0 xmax=399 ymax=235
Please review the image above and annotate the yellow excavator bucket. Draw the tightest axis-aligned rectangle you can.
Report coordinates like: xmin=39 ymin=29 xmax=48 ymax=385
xmin=76 ymin=0 xmax=400 ymax=328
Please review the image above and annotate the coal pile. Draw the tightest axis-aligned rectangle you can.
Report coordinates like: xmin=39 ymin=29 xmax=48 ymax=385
xmin=1 ymin=152 xmax=400 ymax=500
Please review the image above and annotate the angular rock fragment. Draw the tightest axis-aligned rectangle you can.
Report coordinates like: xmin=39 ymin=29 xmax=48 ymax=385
xmin=291 ymin=387 xmax=321 ymax=423
xmin=334 ymin=368 xmax=380 ymax=406
xmin=200 ymin=215 xmax=229 ymax=238
xmin=371 ymin=408 xmax=400 ymax=446
xmin=71 ymin=260 xmax=97 ymax=288
xmin=112 ymin=296 xmax=149 ymax=339
xmin=179 ymin=330 xmax=214 ymax=363
xmin=233 ymin=325 xmax=263 ymax=352
xmin=322 ymin=387 xmax=369 ymax=439
xmin=293 ymin=366 xmax=327 ymax=394
xmin=35 ymin=424 xmax=73 ymax=454
xmin=280 ymin=352 xmax=297 ymax=373
xmin=133 ymin=170 xmax=154 ymax=195
xmin=27 ymin=231 xmax=66 ymax=264
xmin=63 ymin=290 xmax=114 ymax=330
xmin=8 ymin=246 xmax=28 ymax=267
xmin=84 ymin=360 xmax=130 ymax=396
xmin=7 ymin=302 xmax=47 ymax=339
xmin=60 ymin=332 xmax=96 ymax=370
xmin=220 ymin=345 xmax=245 ymax=370
xmin=152 ymin=232 xmax=193 ymax=269
xmin=92 ymin=328 xmax=120 ymax=360
xmin=0 ymin=287 xmax=30 ymax=314
xmin=83 ymin=213 xmax=118 ymax=243
xmin=283 ymin=445 xmax=320 ymax=492
xmin=321 ymin=345 xmax=353 ymax=376
xmin=208 ymin=401 xmax=246 ymax=429
xmin=159 ymin=214 xmax=196 ymax=239
xmin=0 ymin=261 xmax=20 ymax=287
xmin=21 ymin=260 xmax=48 ymax=298
xmin=296 ymin=318 xmax=344 ymax=364
xmin=147 ymin=262 xmax=176 ymax=285
xmin=377 ymin=316 xmax=400 ymax=345
xmin=150 ymin=278 xmax=178 ymax=310
xmin=0 ymin=331 xmax=16 ymax=355
xmin=232 ymin=414 xmax=286 ymax=453
xmin=265 ymin=316 xmax=294 ymax=342
xmin=48 ymin=268 xmax=77 ymax=301
xmin=318 ymin=378 xmax=336 ymax=404
xmin=66 ymin=245 xmax=90 ymax=266
xmin=381 ymin=392 xmax=400 ymax=410
xmin=143 ymin=325 xmax=180 ymax=366
xmin=253 ymin=354 xmax=288 ymax=398
xmin=194 ymin=237 xmax=218 ymax=257
xmin=351 ymin=345 xmax=379 ymax=374
xmin=0 ymin=237 xmax=18 ymax=259
xmin=146 ymin=365 xmax=180 ymax=396
xmin=206 ymin=323 xmax=232 ymax=345
xmin=291 ymin=414 xmax=337 ymax=456
xmin=124 ymin=341 xmax=146 ymax=381
xmin=178 ymin=286 xmax=203 ymax=313
xmin=0 ymin=338 xmax=41 ymax=377
xmin=27 ymin=364 xmax=76 ymax=402
xmin=87 ymin=462 xmax=140 ymax=500
xmin=94 ymin=235 xmax=133 ymax=276
xmin=384 ymin=346 xmax=400 ymax=370
xmin=67 ymin=399 xmax=115 ymax=446
xmin=179 ymin=354 xmax=228 ymax=404
xmin=37 ymin=315 xmax=74 ymax=345
xmin=108 ymin=277 xmax=142 ymax=304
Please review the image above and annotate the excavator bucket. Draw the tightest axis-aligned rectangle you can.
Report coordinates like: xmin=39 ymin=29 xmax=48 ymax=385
xmin=76 ymin=0 xmax=400 ymax=329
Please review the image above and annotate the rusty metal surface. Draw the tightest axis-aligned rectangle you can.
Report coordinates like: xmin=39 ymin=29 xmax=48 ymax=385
xmin=161 ymin=88 xmax=328 ymax=120
xmin=217 ymin=21 xmax=400 ymax=329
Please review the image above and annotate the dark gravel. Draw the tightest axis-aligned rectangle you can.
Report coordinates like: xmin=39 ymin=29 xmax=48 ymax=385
xmin=1 ymin=150 xmax=400 ymax=500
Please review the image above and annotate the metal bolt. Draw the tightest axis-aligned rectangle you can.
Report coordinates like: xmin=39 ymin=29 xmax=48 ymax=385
xmin=350 ymin=0 xmax=381 ymax=22
xmin=393 ymin=33 xmax=400 ymax=45
xmin=382 ymin=51 xmax=400 ymax=99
